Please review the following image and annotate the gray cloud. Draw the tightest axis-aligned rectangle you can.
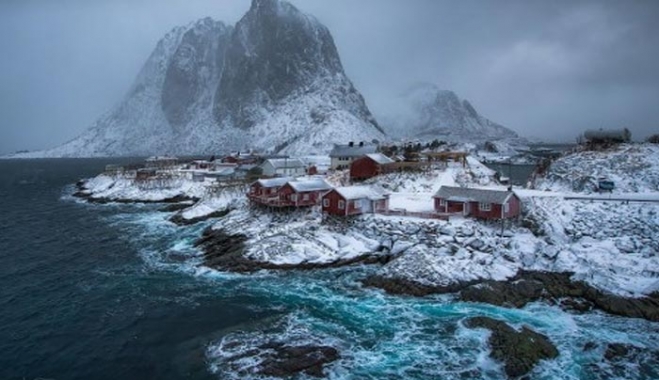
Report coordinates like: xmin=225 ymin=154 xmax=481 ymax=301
xmin=1 ymin=0 xmax=658 ymax=154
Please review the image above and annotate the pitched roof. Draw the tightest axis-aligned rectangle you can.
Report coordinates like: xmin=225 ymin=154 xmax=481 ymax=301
xmin=288 ymin=178 xmax=333 ymax=192
xmin=329 ymin=144 xmax=377 ymax=158
xmin=255 ymin=177 xmax=293 ymax=188
xmin=365 ymin=153 xmax=395 ymax=165
xmin=334 ymin=185 xmax=388 ymax=200
xmin=433 ymin=186 xmax=515 ymax=204
xmin=264 ymin=158 xmax=306 ymax=169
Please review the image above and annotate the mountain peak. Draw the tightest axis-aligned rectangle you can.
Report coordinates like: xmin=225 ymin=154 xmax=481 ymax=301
xmin=379 ymin=83 xmax=518 ymax=142
xmin=27 ymin=1 xmax=383 ymax=157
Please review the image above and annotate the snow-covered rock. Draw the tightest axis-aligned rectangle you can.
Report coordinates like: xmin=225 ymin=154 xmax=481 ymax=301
xmin=535 ymin=144 xmax=659 ymax=194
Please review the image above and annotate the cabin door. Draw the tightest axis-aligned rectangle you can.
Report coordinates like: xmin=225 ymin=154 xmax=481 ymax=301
xmin=463 ymin=202 xmax=470 ymax=216
xmin=361 ymin=199 xmax=373 ymax=213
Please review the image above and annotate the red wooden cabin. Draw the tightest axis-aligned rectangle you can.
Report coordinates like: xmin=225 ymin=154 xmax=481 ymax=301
xmin=350 ymin=153 xmax=395 ymax=181
xmin=247 ymin=177 xmax=293 ymax=206
xmin=322 ymin=186 xmax=389 ymax=217
xmin=433 ymin=186 xmax=521 ymax=220
xmin=278 ymin=178 xmax=333 ymax=208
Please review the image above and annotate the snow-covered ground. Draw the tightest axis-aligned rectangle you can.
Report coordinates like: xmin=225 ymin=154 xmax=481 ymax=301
xmin=78 ymin=147 xmax=659 ymax=299
xmin=81 ymin=174 xmax=210 ymax=202
xmin=535 ymin=144 xmax=659 ymax=194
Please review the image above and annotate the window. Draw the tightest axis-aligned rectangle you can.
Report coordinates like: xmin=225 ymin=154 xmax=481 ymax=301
xmin=479 ymin=202 xmax=491 ymax=211
xmin=338 ymin=200 xmax=345 ymax=210
xmin=439 ymin=199 xmax=447 ymax=206
xmin=270 ymin=188 xmax=277 ymax=194
xmin=323 ymin=199 xmax=330 ymax=207
xmin=503 ymin=203 xmax=510 ymax=213
xmin=303 ymin=194 xmax=310 ymax=201
xmin=291 ymin=194 xmax=298 ymax=202
xmin=354 ymin=200 xmax=361 ymax=209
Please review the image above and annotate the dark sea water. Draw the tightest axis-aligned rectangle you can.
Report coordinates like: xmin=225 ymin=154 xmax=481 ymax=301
xmin=1 ymin=159 xmax=659 ymax=380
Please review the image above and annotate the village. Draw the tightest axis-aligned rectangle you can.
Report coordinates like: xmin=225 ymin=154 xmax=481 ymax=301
xmin=72 ymin=131 xmax=659 ymax=378
xmin=75 ymin=130 xmax=659 ymax=300
xmin=94 ymin=141 xmax=524 ymax=223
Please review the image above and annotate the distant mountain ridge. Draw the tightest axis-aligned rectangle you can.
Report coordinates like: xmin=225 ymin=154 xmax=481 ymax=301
xmin=378 ymin=83 xmax=518 ymax=142
xmin=21 ymin=0 xmax=383 ymax=158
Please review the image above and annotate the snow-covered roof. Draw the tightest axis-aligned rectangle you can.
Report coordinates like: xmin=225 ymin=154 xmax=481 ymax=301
xmin=334 ymin=185 xmax=387 ymax=200
xmin=255 ymin=177 xmax=293 ymax=188
xmin=365 ymin=153 xmax=395 ymax=165
xmin=288 ymin=178 xmax=333 ymax=192
xmin=264 ymin=158 xmax=305 ymax=169
xmin=329 ymin=144 xmax=377 ymax=158
xmin=434 ymin=186 xmax=515 ymax=204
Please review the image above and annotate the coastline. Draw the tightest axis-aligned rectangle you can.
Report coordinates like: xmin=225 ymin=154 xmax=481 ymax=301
xmin=70 ymin=153 xmax=659 ymax=378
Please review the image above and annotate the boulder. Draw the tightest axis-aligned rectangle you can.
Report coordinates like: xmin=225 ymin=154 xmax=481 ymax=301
xmin=464 ymin=317 xmax=558 ymax=378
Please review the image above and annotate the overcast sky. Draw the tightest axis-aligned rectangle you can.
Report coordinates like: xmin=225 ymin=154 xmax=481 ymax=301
xmin=1 ymin=0 xmax=658 ymax=154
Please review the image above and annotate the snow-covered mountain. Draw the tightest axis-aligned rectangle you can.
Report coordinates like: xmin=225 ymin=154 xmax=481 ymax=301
xmin=377 ymin=83 xmax=517 ymax=142
xmin=20 ymin=0 xmax=383 ymax=158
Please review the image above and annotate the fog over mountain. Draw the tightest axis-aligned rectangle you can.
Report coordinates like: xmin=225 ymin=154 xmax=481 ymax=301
xmin=377 ymin=83 xmax=517 ymax=142
xmin=14 ymin=0 xmax=384 ymax=157
xmin=1 ymin=0 xmax=659 ymax=154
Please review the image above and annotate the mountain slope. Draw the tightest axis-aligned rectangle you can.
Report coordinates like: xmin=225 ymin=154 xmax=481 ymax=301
xmin=213 ymin=0 xmax=384 ymax=154
xmin=18 ymin=0 xmax=383 ymax=158
xmin=378 ymin=83 xmax=517 ymax=142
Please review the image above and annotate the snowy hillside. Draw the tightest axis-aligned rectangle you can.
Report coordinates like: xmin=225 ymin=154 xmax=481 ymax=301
xmin=17 ymin=0 xmax=383 ymax=158
xmin=534 ymin=144 xmax=659 ymax=193
xmin=376 ymin=83 xmax=517 ymax=143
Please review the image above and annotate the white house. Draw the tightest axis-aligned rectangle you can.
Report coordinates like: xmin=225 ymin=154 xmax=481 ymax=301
xmin=329 ymin=142 xmax=377 ymax=170
xmin=260 ymin=158 xmax=307 ymax=177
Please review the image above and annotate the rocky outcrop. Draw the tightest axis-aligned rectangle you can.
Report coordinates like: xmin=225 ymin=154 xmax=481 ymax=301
xmin=464 ymin=317 xmax=558 ymax=378
xmin=169 ymin=208 xmax=232 ymax=226
xmin=195 ymin=227 xmax=393 ymax=272
xmin=459 ymin=271 xmax=659 ymax=322
xmin=362 ymin=276 xmax=476 ymax=297
xmin=256 ymin=343 xmax=339 ymax=378
xmin=366 ymin=270 xmax=659 ymax=322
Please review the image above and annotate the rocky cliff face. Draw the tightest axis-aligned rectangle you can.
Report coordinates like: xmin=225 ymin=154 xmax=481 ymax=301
xmin=378 ymin=83 xmax=517 ymax=142
xmin=28 ymin=0 xmax=383 ymax=158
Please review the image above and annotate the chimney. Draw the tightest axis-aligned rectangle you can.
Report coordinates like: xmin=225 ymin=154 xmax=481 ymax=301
xmin=359 ymin=141 xmax=364 ymax=147
xmin=349 ymin=141 xmax=354 ymax=147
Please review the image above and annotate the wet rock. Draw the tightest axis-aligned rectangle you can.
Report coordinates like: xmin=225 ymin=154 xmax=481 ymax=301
xmin=583 ymin=342 xmax=598 ymax=351
xmin=362 ymin=275 xmax=475 ymax=297
xmin=170 ymin=208 xmax=232 ymax=226
xmin=159 ymin=202 xmax=194 ymax=213
xmin=604 ymin=343 xmax=633 ymax=361
xmin=459 ymin=271 xmax=659 ymax=322
xmin=257 ymin=343 xmax=339 ymax=378
xmin=559 ymin=298 xmax=593 ymax=313
xmin=465 ymin=317 xmax=558 ymax=378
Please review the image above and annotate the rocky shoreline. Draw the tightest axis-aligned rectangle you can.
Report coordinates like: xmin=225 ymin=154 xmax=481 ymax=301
xmin=195 ymin=227 xmax=394 ymax=273
xmin=73 ymin=179 xmax=198 ymax=204
xmin=169 ymin=208 xmax=233 ymax=226
xmin=365 ymin=270 xmax=659 ymax=322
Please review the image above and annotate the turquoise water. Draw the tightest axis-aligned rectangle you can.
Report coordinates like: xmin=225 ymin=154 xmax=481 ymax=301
xmin=1 ymin=159 xmax=658 ymax=379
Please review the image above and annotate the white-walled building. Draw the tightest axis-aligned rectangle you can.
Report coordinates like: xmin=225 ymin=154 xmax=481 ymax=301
xmin=260 ymin=158 xmax=307 ymax=177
